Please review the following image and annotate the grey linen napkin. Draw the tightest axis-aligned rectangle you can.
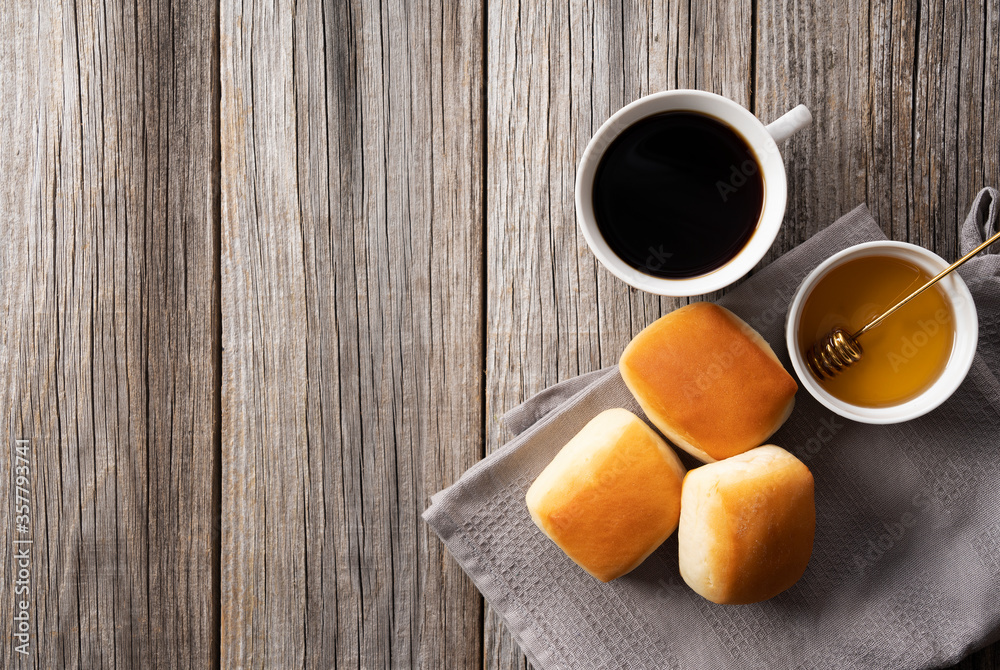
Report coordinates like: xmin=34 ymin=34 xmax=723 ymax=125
xmin=424 ymin=189 xmax=1000 ymax=670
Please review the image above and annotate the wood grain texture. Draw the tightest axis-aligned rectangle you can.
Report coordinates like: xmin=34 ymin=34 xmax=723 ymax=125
xmin=484 ymin=1 xmax=751 ymax=667
xmin=0 ymin=0 xmax=219 ymax=668
xmin=757 ymin=0 xmax=1000 ymax=260
xmin=220 ymin=0 xmax=483 ymax=667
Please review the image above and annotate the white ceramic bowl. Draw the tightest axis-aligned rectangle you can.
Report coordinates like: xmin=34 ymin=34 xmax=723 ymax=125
xmin=785 ymin=241 xmax=978 ymax=424
xmin=575 ymin=90 xmax=812 ymax=296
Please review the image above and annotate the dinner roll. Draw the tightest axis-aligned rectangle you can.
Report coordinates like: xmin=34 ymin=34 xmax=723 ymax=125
xmin=678 ymin=445 xmax=815 ymax=604
xmin=526 ymin=408 xmax=686 ymax=582
xmin=619 ymin=302 xmax=797 ymax=463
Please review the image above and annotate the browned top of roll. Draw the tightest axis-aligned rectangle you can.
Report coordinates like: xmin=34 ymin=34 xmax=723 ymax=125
xmin=620 ymin=302 xmax=798 ymax=462
xmin=526 ymin=408 xmax=686 ymax=582
xmin=678 ymin=445 xmax=815 ymax=604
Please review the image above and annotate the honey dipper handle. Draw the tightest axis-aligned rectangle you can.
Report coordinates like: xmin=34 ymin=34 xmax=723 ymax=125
xmin=855 ymin=227 xmax=1000 ymax=338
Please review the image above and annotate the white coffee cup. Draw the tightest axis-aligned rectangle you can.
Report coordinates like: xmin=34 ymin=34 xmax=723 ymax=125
xmin=575 ymin=90 xmax=812 ymax=296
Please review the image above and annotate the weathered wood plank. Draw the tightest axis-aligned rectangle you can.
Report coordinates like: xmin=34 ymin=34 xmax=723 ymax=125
xmin=755 ymin=0 xmax=878 ymax=255
xmin=220 ymin=0 xmax=484 ymax=667
xmin=485 ymin=1 xmax=752 ymax=667
xmin=911 ymin=0 xmax=991 ymax=258
xmin=0 ymin=0 xmax=219 ymax=667
xmin=756 ymin=0 xmax=1000 ymax=260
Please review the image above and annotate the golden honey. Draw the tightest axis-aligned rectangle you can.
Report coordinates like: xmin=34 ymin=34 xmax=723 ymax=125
xmin=797 ymin=255 xmax=955 ymax=407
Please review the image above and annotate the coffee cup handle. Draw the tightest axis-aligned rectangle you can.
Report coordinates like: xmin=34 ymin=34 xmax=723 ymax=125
xmin=765 ymin=104 xmax=813 ymax=144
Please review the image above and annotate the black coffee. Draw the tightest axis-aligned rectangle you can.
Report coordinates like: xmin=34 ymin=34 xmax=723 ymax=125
xmin=592 ymin=111 xmax=764 ymax=278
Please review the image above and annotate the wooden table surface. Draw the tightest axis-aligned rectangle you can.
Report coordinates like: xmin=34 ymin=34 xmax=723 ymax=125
xmin=1 ymin=0 xmax=998 ymax=668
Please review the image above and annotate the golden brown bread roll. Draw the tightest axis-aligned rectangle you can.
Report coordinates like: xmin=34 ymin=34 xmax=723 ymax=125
xmin=526 ymin=408 xmax=686 ymax=582
xmin=619 ymin=302 xmax=798 ymax=463
xmin=678 ymin=445 xmax=815 ymax=604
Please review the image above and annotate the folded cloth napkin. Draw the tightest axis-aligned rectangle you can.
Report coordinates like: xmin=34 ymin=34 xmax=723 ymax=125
xmin=424 ymin=189 xmax=1000 ymax=670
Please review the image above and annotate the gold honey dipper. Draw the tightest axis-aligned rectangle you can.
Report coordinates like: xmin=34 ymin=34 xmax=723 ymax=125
xmin=806 ymin=227 xmax=1000 ymax=380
